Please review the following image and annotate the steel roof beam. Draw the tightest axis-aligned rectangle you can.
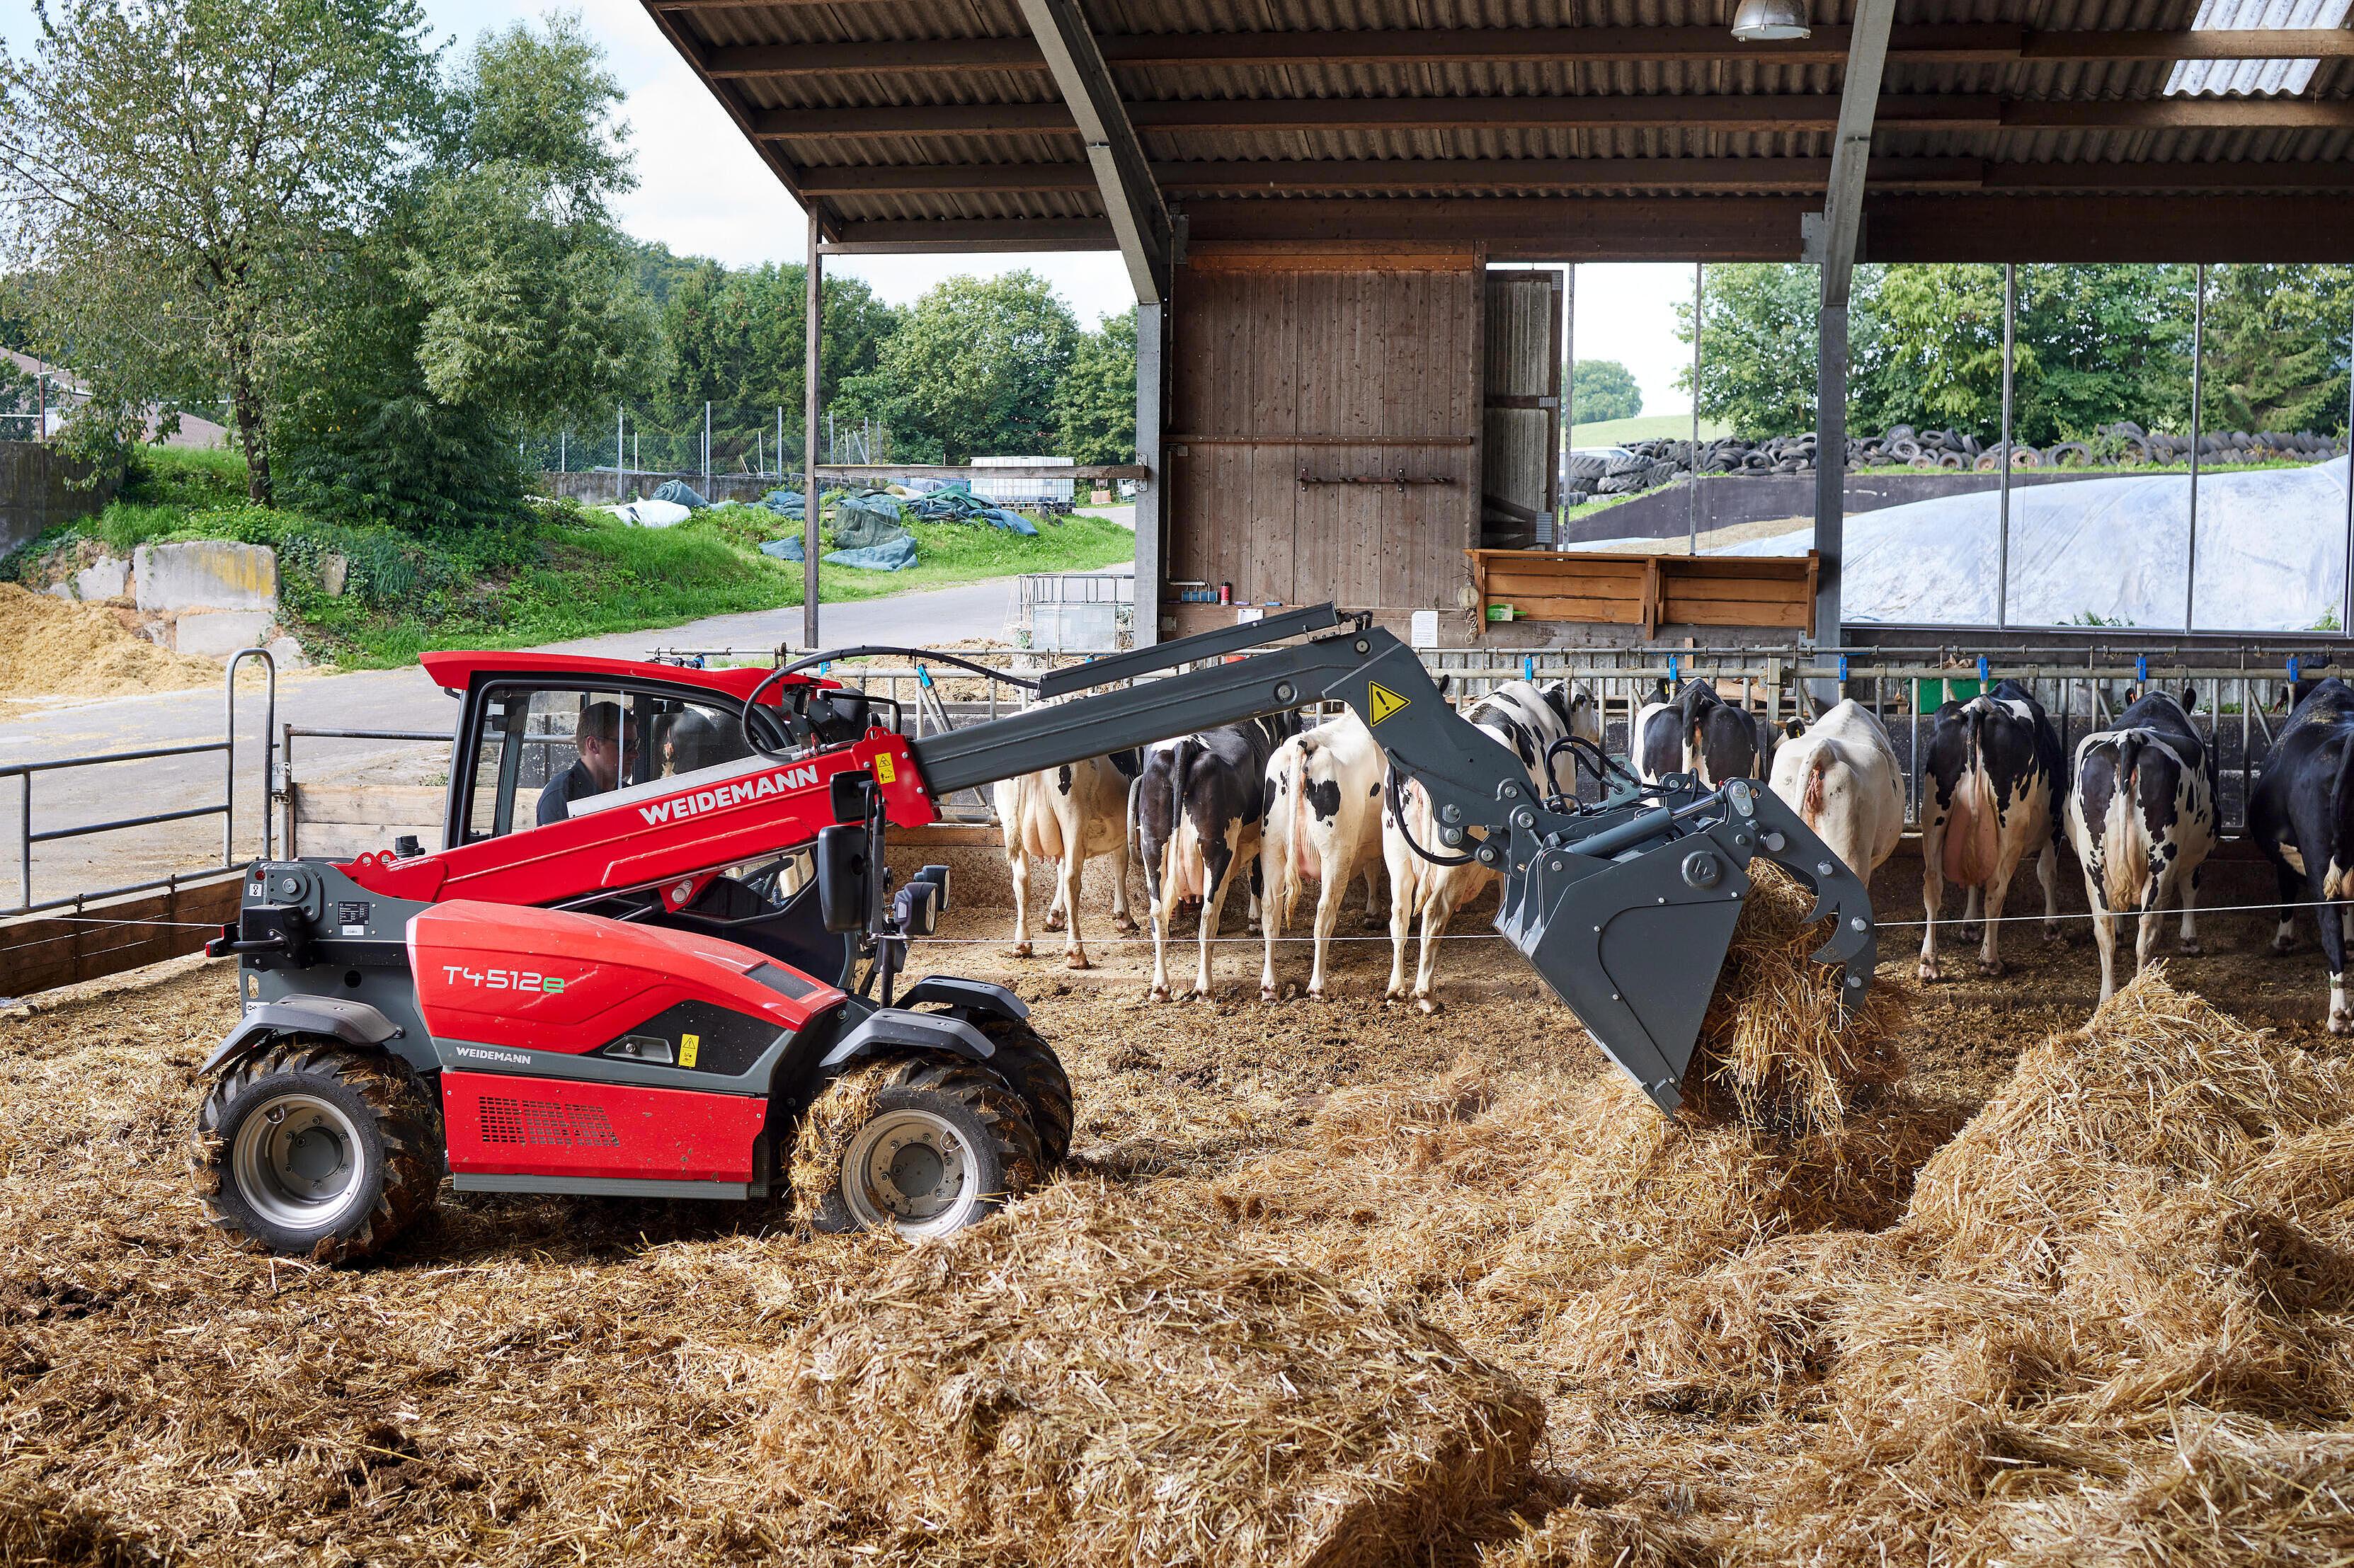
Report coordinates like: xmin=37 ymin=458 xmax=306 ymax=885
xmin=1016 ymin=0 xmax=1172 ymax=304
xmin=695 ymin=25 xmax=2354 ymax=76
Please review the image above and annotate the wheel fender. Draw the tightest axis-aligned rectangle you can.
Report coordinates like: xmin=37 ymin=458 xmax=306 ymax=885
xmin=893 ymin=975 xmax=1030 ymax=1024
xmin=201 ymin=997 xmax=404 ymax=1077
xmin=818 ymin=1009 xmax=993 ymax=1070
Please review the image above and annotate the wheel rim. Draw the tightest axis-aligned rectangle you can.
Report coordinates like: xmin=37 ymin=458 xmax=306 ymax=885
xmin=842 ymin=1106 xmax=981 ymax=1239
xmin=230 ymin=1091 xmax=366 ymax=1232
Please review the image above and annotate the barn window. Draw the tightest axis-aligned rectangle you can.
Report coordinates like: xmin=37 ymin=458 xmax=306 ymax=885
xmin=2164 ymin=0 xmax=2353 ymax=97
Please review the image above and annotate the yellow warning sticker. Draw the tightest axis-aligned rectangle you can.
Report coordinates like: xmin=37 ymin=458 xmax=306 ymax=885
xmin=1367 ymin=681 xmax=1411 ymax=725
xmin=678 ymin=1033 xmax=700 ymax=1069
xmin=874 ymin=753 xmax=897 ymax=784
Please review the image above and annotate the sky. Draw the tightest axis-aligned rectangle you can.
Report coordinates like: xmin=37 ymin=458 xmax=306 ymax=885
xmin=0 ymin=0 xmax=1700 ymax=416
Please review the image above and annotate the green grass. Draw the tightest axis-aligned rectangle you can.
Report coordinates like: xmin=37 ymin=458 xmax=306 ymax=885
xmin=4 ymin=447 xmax=1134 ymax=669
xmin=1570 ymin=413 xmax=1732 ymax=447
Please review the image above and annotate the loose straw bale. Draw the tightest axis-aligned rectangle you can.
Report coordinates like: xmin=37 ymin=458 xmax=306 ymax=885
xmin=1679 ymin=864 xmax=1912 ymax=1138
xmin=755 ymin=1179 xmax=1543 ymax=1568
xmin=784 ymin=1057 xmax=898 ymax=1218
xmin=1478 ymin=1499 xmax=1720 ymax=1568
xmin=2004 ymin=1417 xmax=2354 ymax=1568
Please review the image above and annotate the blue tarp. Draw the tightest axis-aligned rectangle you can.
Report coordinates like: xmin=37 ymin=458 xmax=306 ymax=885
xmin=761 ymin=488 xmax=804 ymax=520
xmin=760 ymin=536 xmax=804 ymax=562
xmin=903 ymin=487 xmax=1037 ymax=534
xmin=653 ymin=479 xmax=709 ymax=509
xmin=825 ymin=535 xmax=919 ymax=571
xmin=838 ymin=491 xmax=904 ymax=525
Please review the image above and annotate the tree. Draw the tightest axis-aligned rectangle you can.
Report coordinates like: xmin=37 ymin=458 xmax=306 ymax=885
xmin=0 ymin=0 xmax=439 ymax=500
xmin=855 ymin=273 xmax=1078 ymax=462
xmin=275 ymin=15 xmax=656 ymax=530
xmin=1849 ymin=264 xmax=2013 ymax=437
xmin=652 ymin=263 xmax=897 ymax=471
xmin=1678 ymin=265 xmax=1816 ymax=437
xmin=1054 ymin=309 xmax=1136 ymax=465
xmin=2201 ymin=264 xmax=2354 ymax=435
xmin=1570 ymin=359 xmax=1642 ymax=425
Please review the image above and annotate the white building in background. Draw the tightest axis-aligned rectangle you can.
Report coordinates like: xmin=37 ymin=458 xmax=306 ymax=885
xmin=970 ymin=454 xmax=1075 ymax=509
xmin=2 ymin=349 xmax=232 ymax=447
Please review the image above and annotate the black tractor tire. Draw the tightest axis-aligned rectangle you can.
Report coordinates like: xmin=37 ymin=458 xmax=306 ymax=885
xmin=806 ymin=1056 xmax=1044 ymax=1240
xmin=191 ymin=1040 xmax=439 ymax=1264
xmin=972 ymin=1017 xmax=1075 ymax=1166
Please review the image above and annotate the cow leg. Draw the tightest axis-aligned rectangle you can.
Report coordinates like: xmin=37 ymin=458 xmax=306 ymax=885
xmin=1145 ymin=849 xmax=1175 ymax=1002
xmin=2270 ymin=858 xmax=2302 ymax=954
xmin=1975 ymin=863 xmax=2014 ymax=976
xmin=2038 ymin=842 xmax=2063 ymax=942
xmin=1044 ymin=866 xmax=1068 ymax=932
xmin=1009 ymin=849 xmax=1035 ymax=958
xmin=1192 ymin=826 xmax=1241 ymax=999
xmin=1361 ymin=864 xmax=1384 ymax=929
xmin=1259 ymin=845 xmax=1284 ymax=1003
xmin=1247 ymin=856 xmax=1264 ymax=935
xmin=1059 ymin=851 xmax=1090 ymax=969
xmin=1412 ymin=886 xmax=1459 ymax=1014
xmin=1383 ymin=836 xmax=1415 ymax=1004
xmin=2324 ymin=898 xmax=2352 ymax=1034
xmin=1918 ymin=820 xmax=1946 ymax=983
xmin=1307 ymin=856 xmax=1348 ymax=1000
xmin=2178 ymin=864 xmax=2204 ymax=956
xmin=1109 ymin=833 xmax=1138 ymax=935
xmin=2133 ymin=876 xmax=2166 ymax=984
xmin=1961 ymin=884 xmax=1984 ymax=942
xmin=2084 ymin=870 xmax=2118 ymax=1004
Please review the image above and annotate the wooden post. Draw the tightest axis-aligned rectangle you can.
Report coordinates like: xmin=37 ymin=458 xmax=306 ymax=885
xmin=803 ymin=207 xmax=823 ymax=651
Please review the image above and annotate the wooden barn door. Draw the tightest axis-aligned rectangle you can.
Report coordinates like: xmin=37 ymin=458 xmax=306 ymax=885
xmin=1480 ymin=270 xmax=1565 ymax=551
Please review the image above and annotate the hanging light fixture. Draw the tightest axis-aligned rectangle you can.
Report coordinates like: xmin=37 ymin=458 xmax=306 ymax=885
xmin=1731 ymin=0 xmax=1812 ymax=40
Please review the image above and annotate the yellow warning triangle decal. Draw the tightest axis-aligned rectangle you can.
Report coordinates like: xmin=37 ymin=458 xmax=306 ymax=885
xmin=1367 ymin=681 xmax=1410 ymax=725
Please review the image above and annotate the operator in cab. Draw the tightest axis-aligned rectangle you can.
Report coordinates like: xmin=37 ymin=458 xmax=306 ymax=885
xmin=537 ymin=700 xmax=634 ymax=826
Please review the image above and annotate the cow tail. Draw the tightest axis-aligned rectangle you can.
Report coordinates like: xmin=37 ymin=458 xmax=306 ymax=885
xmin=2327 ymin=740 xmax=2354 ymax=901
xmin=2102 ymin=733 xmax=2147 ymax=911
xmin=1279 ymin=740 xmax=1310 ymax=925
xmin=1168 ymin=736 xmax=1199 ymax=896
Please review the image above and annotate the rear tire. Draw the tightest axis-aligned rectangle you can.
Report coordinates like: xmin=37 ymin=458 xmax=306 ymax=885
xmin=805 ymin=1057 xmax=1043 ymax=1240
xmin=973 ymin=1018 xmax=1073 ymax=1165
xmin=191 ymin=1041 xmax=438 ymax=1264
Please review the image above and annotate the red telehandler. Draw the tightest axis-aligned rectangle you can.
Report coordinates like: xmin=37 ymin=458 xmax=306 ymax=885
xmin=195 ymin=606 xmax=1876 ymax=1261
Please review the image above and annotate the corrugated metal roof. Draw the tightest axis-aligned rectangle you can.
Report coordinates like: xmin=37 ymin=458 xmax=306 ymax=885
xmin=636 ymin=0 xmax=2354 ymax=254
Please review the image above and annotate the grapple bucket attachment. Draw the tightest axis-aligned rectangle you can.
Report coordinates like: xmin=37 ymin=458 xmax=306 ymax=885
xmin=1493 ymin=777 xmax=1878 ymax=1114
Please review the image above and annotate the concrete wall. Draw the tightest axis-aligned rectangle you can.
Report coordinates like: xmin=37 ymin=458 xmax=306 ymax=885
xmin=540 ymin=469 xmax=779 ymax=507
xmin=0 ymin=442 xmax=117 ymax=556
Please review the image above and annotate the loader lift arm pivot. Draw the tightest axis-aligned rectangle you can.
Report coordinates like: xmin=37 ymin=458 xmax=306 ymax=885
xmin=895 ymin=605 xmax=1877 ymax=1114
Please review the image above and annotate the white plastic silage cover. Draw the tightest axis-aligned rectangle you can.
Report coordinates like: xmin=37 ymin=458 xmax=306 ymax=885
xmin=1724 ymin=457 xmax=2352 ymax=631
xmin=606 ymin=498 xmax=694 ymax=529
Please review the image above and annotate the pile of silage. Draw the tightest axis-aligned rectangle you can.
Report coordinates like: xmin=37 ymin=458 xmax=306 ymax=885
xmin=755 ymin=1179 xmax=1544 ymax=1568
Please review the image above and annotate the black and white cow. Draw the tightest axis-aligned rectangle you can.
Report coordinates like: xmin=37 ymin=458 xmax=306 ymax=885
xmin=2065 ymin=687 xmax=2219 ymax=1002
xmin=1634 ymin=678 xmax=1762 ymax=786
xmin=2249 ymin=677 xmax=2354 ymax=1032
xmin=1260 ymin=710 xmax=1388 ymax=1001
xmin=1381 ymin=679 xmax=1595 ymax=1012
xmin=1133 ymin=714 xmax=1300 ymax=1001
xmin=1919 ymin=679 xmax=2067 ymax=980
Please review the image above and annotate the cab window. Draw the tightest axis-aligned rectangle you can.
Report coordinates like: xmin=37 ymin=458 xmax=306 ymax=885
xmin=460 ymin=684 xmax=761 ymax=842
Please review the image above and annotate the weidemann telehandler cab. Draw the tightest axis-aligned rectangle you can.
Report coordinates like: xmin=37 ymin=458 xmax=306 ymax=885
xmin=195 ymin=605 xmax=1875 ymax=1261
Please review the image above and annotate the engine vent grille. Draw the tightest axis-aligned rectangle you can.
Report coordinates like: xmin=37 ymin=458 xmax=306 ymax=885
xmin=479 ymin=1097 xmax=620 ymax=1148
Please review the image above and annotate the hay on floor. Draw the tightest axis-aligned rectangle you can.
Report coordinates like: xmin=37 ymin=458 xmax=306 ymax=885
xmin=755 ymin=1179 xmax=1544 ymax=1568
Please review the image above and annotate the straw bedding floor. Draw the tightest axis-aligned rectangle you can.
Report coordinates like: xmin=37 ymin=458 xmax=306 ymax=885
xmin=3 ymin=879 xmax=2350 ymax=1565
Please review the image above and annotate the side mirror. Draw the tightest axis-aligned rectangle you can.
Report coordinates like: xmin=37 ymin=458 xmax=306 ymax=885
xmin=830 ymin=769 xmax=876 ymax=823
xmin=815 ymin=823 xmax=871 ymax=934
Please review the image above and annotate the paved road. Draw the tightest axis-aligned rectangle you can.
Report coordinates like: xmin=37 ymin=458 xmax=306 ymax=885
xmin=0 ymin=571 xmax=1105 ymax=909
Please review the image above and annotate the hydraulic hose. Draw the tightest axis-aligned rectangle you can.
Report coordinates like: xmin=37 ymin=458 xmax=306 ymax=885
xmin=740 ymin=644 xmax=1041 ymax=762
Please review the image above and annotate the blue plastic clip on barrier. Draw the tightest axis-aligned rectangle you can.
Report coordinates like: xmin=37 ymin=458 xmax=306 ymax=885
xmin=1977 ymin=655 xmax=1991 ymax=688
xmin=1523 ymin=656 xmax=1536 ymax=682
xmin=2136 ymin=655 xmax=2149 ymax=685
xmin=1669 ymin=653 xmax=1681 ymax=684
xmin=916 ymin=665 xmax=935 ymax=690
xmin=1838 ymin=654 xmax=1850 ymax=682
xmin=2290 ymin=655 xmax=2302 ymax=684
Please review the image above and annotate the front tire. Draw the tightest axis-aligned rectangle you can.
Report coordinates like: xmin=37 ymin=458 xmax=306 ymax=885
xmin=800 ymin=1057 xmax=1043 ymax=1240
xmin=973 ymin=1018 xmax=1073 ymax=1166
xmin=191 ymin=1041 xmax=438 ymax=1264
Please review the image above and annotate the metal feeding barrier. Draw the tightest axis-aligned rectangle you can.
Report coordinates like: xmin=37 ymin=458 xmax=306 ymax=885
xmin=2 ymin=648 xmax=275 ymax=918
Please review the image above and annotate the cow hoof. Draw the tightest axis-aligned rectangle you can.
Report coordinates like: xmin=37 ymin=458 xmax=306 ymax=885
xmin=1189 ymin=987 xmax=1215 ymax=1004
xmin=2273 ymin=936 xmax=2298 ymax=956
xmin=1959 ymin=924 xmax=1983 ymax=943
xmin=1114 ymin=915 xmax=1140 ymax=935
xmin=1260 ymin=986 xmax=1279 ymax=1005
xmin=1247 ymin=921 xmax=1262 ymax=937
xmin=1917 ymin=960 xmax=1942 ymax=984
xmin=1361 ymin=914 xmax=1384 ymax=931
xmin=2331 ymin=1009 xmax=2352 ymax=1036
xmin=2042 ymin=923 xmax=2067 ymax=944
xmin=1977 ymin=957 xmax=2006 ymax=978
xmin=1415 ymin=996 xmax=1440 ymax=1016
xmin=1148 ymin=985 xmax=1170 ymax=1002
xmin=1044 ymin=911 xmax=1067 ymax=932
xmin=2178 ymin=939 xmax=2205 ymax=957
xmin=1065 ymin=951 xmax=1091 ymax=971
xmin=1012 ymin=942 xmax=1034 ymax=958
